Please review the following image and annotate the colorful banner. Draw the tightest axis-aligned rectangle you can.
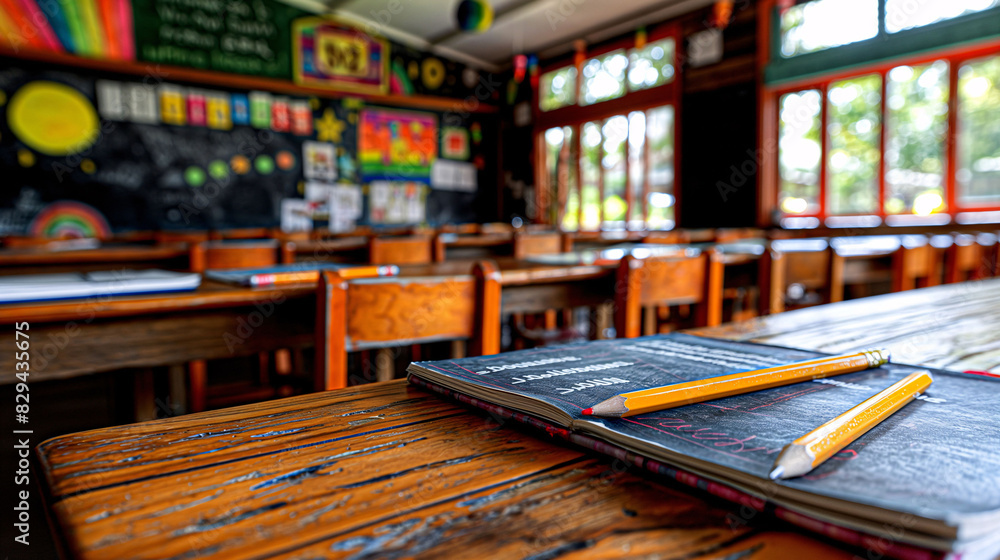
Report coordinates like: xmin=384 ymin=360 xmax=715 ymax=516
xmin=293 ymin=17 xmax=389 ymax=95
xmin=358 ymin=108 xmax=437 ymax=180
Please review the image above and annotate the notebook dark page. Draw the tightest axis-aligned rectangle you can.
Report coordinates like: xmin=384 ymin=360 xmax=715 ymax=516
xmin=408 ymin=333 xmax=1000 ymax=535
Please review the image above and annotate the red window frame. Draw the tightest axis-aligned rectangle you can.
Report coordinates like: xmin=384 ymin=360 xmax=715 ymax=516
xmin=758 ymin=0 xmax=1000 ymax=226
xmin=533 ymin=21 xmax=682 ymax=230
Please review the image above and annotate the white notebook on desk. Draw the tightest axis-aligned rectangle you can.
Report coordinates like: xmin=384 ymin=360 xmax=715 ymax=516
xmin=0 ymin=269 xmax=201 ymax=304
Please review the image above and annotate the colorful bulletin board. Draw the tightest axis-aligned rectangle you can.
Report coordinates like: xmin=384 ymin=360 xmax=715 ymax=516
xmin=358 ymin=108 xmax=438 ymax=180
xmin=0 ymin=58 xmax=491 ymax=235
xmin=293 ymin=17 xmax=390 ymax=95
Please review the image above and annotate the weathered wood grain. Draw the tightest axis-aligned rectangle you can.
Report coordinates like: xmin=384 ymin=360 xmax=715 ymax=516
xmin=692 ymin=278 xmax=1000 ymax=373
xmin=39 ymin=381 xmax=828 ymax=560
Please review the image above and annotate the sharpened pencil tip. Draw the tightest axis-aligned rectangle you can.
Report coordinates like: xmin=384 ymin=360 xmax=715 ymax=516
xmin=769 ymin=466 xmax=785 ymax=480
xmin=582 ymin=408 xmax=593 ymax=416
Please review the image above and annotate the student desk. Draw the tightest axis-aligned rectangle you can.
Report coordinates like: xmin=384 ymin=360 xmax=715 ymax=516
xmin=0 ymin=281 xmax=317 ymax=385
xmin=0 ymin=243 xmax=191 ymax=274
xmin=36 ymin=279 xmax=1000 ymax=559
xmin=0 ymin=257 xmax=624 ymax=385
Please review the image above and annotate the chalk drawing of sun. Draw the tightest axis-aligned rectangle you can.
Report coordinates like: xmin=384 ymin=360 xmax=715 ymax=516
xmin=8 ymin=81 xmax=99 ymax=156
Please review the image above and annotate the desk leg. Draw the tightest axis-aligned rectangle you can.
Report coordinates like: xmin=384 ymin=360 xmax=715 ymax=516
xmin=188 ymin=360 xmax=207 ymax=412
xmin=134 ymin=368 xmax=156 ymax=421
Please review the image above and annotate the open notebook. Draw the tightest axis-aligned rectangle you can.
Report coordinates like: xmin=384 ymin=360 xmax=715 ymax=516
xmin=0 ymin=269 xmax=201 ymax=303
xmin=407 ymin=334 xmax=1000 ymax=560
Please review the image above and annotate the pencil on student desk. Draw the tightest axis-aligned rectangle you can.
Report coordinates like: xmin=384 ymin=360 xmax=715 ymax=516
xmin=337 ymin=265 xmax=399 ymax=279
xmin=583 ymin=349 xmax=890 ymax=418
xmin=770 ymin=370 xmax=933 ymax=480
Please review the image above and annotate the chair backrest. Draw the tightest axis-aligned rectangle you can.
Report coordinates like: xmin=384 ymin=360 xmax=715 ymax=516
xmin=714 ymin=228 xmax=763 ymax=243
xmin=190 ymin=240 xmax=280 ymax=272
xmin=770 ymin=239 xmax=844 ymax=310
xmin=614 ymin=250 xmax=723 ymax=338
xmin=512 ymin=232 xmax=570 ymax=259
xmin=369 ymin=235 xmax=444 ymax=265
xmin=155 ymin=230 xmax=210 ymax=245
xmin=642 ymin=230 xmax=691 ymax=245
xmin=316 ymin=261 xmax=501 ymax=389
xmin=892 ymin=236 xmax=942 ymax=291
xmin=945 ymin=233 xmax=988 ymax=283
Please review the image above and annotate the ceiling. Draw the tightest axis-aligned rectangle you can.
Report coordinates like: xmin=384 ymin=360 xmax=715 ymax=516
xmin=288 ymin=0 xmax=717 ymax=71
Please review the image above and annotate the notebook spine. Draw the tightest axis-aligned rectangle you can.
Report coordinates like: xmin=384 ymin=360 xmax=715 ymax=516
xmin=407 ymin=374 xmax=946 ymax=560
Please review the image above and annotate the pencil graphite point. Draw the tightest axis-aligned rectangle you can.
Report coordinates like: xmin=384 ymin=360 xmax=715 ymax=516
xmin=585 ymin=395 xmax=629 ymax=418
xmin=769 ymin=466 xmax=785 ymax=480
xmin=581 ymin=408 xmax=593 ymax=416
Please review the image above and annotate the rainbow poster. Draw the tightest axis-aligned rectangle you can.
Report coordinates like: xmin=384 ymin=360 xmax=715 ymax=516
xmin=358 ymin=108 xmax=437 ymax=180
xmin=28 ymin=200 xmax=112 ymax=238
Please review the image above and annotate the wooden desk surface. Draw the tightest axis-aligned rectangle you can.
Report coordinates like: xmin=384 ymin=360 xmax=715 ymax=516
xmin=0 ymin=243 xmax=190 ymax=266
xmin=0 ymin=280 xmax=315 ymax=325
xmin=38 ymin=280 xmax=1000 ymax=559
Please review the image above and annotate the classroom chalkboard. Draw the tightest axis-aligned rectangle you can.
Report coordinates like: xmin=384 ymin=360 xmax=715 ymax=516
xmin=132 ymin=0 xmax=305 ymax=80
xmin=0 ymin=58 xmax=495 ymax=236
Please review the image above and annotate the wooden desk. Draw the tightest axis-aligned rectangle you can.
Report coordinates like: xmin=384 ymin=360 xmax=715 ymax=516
xmin=0 ymin=243 xmax=191 ymax=274
xmin=37 ymin=281 xmax=1000 ymax=559
xmin=0 ymin=281 xmax=316 ymax=384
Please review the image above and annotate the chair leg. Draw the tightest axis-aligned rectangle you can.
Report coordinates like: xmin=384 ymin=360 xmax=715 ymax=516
xmin=188 ymin=359 xmax=208 ymax=413
xmin=134 ymin=368 xmax=156 ymax=421
xmin=375 ymin=348 xmax=394 ymax=382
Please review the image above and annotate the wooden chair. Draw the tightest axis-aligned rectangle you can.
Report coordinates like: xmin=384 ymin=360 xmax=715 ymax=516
xmin=770 ymin=239 xmax=844 ymax=311
xmin=186 ymin=239 xmax=282 ymax=412
xmin=209 ymin=227 xmax=273 ymax=240
xmin=714 ymin=228 xmax=764 ymax=243
xmin=316 ymin=261 xmax=501 ymax=389
xmin=369 ymin=235 xmax=445 ymax=265
xmin=512 ymin=231 xmax=572 ymax=258
xmin=189 ymin=240 xmax=280 ymax=272
xmin=614 ymin=250 xmax=723 ymax=338
xmin=944 ymin=233 xmax=994 ymax=283
xmin=641 ymin=230 xmax=691 ymax=245
xmin=892 ymin=236 xmax=943 ymax=292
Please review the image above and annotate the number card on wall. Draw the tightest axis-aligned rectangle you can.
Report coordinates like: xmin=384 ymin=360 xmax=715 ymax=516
xmin=293 ymin=17 xmax=389 ymax=94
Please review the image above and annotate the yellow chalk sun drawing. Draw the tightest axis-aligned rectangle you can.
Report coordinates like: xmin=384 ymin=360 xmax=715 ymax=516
xmin=8 ymin=81 xmax=99 ymax=156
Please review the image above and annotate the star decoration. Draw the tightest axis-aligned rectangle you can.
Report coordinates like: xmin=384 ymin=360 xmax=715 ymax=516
xmin=315 ymin=109 xmax=346 ymax=143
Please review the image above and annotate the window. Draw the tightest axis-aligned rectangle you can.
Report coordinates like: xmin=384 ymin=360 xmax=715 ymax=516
xmin=536 ymin=26 xmax=680 ymax=230
xmin=780 ymin=0 xmax=878 ymax=58
xmin=545 ymin=104 xmax=675 ymax=231
xmin=765 ymin=0 xmax=1000 ymax=226
xmin=886 ymin=0 xmax=1000 ymax=33
xmin=957 ymin=55 xmax=1000 ymax=208
xmin=539 ymin=67 xmax=577 ymax=112
xmin=775 ymin=53 xmax=1000 ymax=223
xmin=538 ymin=37 xmax=676 ymax=111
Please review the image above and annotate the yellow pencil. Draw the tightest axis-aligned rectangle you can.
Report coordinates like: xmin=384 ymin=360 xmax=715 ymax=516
xmin=582 ymin=349 xmax=890 ymax=418
xmin=769 ymin=370 xmax=933 ymax=480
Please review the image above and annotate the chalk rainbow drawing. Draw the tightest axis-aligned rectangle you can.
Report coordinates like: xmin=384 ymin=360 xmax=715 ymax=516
xmin=28 ymin=200 xmax=112 ymax=238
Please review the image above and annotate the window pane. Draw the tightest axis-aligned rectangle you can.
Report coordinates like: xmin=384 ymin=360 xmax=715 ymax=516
xmin=543 ymin=126 xmax=579 ymax=231
xmin=646 ymin=106 xmax=675 ymax=229
xmin=581 ymin=121 xmax=603 ymax=230
xmin=580 ymin=50 xmax=628 ymax=106
xmin=885 ymin=61 xmax=949 ymax=215
xmin=886 ymin=0 xmax=999 ymax=33
xmin=602 ymin=116 xmax=628 ymax=228
xmin=780 ymin=0 xmax=878 ymax=58
xmin=628 ymin=38 xmax=675 ymax=91
xmin=827 ymin=74 xmax=881 ymax=215
xmin=779 ymin=90 xmax=822 ymax=215
xmin=540 ymin=67 xmax=577 ymax=112
xmin=628 ymin=111 xmax=646 ymax=226
xmin=958 ymin=55 xmax=1000 ymax=208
